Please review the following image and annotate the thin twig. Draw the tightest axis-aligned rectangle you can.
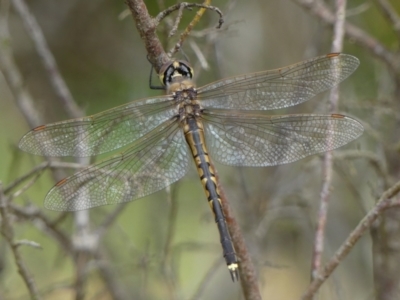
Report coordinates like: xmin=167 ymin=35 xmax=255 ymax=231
xmin=4 ymin=161 xmax=83 ymax=194
xmin=0 ymin=0 xmax=41 ymax=128
xmin=292 ymin=0 xmax=400 ymax=77
xmin=0 ymin=0 xmax=68 ymax=203
xmin=10 ymin=168 xmax=45 ymax=199
xmin=301 ymin=180 xmax=400 ymax=299
xmin=125 ymin=0 xmax=223 ymax=71
xmin=155 ymin=2 xmax=223 ymax=30
xmin=73 ymin=251 xmax=89 ymax=300
xmin=374 ymin=0 xmax=400 ymax=41
xmin=0 ymin=0 xmax=74 ymax=276
xmin=1 ymin=0 xmax=74 ymax=192
xmin=189 ymin=40 xmax=209 ymax=70
xmin=10 ymin=2 xmax=94 ymax=298
xmin=15 ymin=239 xmax=42 ymax=249
xmin=11 ymin=0 xmax=82 ymax=119
xmin=10 ymin=203 xmax=73 ymax=253
xmin=166 ymin=0 xmax=223 ymax=56
xmin=191 ymin=0 xmax=239 ymax=79
xmin=0 ymin=183 xmax=41 ymax=300
xmin=168 ymin=4 xmax=186 ymax=38
xmin=311 ymin=0 xmax=347 ymax=284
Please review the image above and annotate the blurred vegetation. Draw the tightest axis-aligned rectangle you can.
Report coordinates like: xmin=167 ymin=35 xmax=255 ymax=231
xmin=1 ymin=0 xmax=400 ymax=299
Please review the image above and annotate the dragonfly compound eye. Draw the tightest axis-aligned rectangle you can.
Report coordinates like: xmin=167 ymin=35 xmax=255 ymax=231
xmin=159 ymin=60 xmax=194 ymax=86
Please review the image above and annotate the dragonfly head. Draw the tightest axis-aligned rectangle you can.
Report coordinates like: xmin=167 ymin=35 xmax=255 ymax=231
xmin=159 ymin=60 xmax=194 ymax=87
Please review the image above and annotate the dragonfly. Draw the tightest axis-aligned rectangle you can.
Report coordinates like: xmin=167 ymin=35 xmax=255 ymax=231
xmin=19 ymin=53 xmax=363 ymax=281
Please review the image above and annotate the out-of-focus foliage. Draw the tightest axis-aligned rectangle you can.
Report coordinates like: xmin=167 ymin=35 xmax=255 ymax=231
xmin=1 ymin=0 xmax=400 ymax=299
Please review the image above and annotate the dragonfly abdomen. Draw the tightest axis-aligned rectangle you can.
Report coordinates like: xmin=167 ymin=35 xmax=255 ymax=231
xmin=183 ymin=117 xmax=239 ymax=281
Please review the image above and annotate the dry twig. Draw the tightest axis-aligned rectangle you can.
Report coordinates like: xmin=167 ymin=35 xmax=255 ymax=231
xmin=0 ymin=183 xmax=41 ymax=300
xmin=302 ymin=180 xmax=400 ymax=299
xmin=292 ymin=0 xmax=400 ymax=85
xmin=311 ymin=0 xmax=347 ymax=283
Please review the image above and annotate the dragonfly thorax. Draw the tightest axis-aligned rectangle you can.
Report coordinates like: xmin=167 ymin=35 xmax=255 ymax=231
xmin=168 ymin=79 xmax=196 ymax=96
xmin=159 ymin=61 xmax=201 ymax=122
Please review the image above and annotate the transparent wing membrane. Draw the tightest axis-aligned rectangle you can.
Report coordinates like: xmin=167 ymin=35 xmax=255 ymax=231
xmin=19 ymin=96 xmax=176 ymax=157
xmin=202 ymin=109 xmax=363 ymax=166
xmin=44 ymin=121 xmax=189 ymax=211
xmin=198 ymin=53 xmax=359 ymax=110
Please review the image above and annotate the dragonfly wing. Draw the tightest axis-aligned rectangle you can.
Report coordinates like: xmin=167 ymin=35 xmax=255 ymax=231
xmin=45 ymin=120 xmax=190 ymax=211
xmin=202 ymin=109 xmax=363 ymax=166
xmin=19 ymin=96 xmax=176 ymax=157
xmin=197 ymin=53 xmax=359 ymax=110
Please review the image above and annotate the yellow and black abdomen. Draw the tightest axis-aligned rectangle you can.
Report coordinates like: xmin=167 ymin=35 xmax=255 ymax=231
xmin=183 ymin=117 xmax=238 ymax=281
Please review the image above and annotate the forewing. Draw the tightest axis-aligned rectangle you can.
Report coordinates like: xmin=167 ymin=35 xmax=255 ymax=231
xmin=19 ymin=96 xmax=176 ymax=157
xmin=45 ymin=120 xmax=189 ymax=211
xmin=202 ymin=109 xmax=363 ymax=166
xmin=197 ymin=53 xmax=359 ymax=110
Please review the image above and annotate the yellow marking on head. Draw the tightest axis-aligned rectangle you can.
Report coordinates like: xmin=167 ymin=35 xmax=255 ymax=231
xmin=159 ymin=60 xmax=194 ymax=87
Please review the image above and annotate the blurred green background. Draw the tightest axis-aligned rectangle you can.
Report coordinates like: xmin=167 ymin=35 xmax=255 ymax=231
xmin=1 ymin=0 xmax=399 ymax=299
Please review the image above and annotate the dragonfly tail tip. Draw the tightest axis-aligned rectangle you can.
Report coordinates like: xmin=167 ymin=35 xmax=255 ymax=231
xmin=228 ymin=264 xmax=239 ymax=282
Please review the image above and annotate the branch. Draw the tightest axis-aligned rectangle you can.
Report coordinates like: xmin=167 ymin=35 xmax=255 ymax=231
xmin=8 ymin=1 xmax=98 ymax=298
xmin=0 ymin=183 xmax=41 ymax=300
xmin=4 ymin=161 xmax=83 ymax=195
xmin=301 ymin=180 xmax=400 ymax=299
xmin=311 ymin=0 xmax=347 ymax=282
xmin=157 ymin=1 xmax=224 ymax=56
xmin=292 ymin=0 xmax=400 ymax=76
xmin=125 ymin=0 xmax=170 ymax=72
xmin=125 ymin=0 xmax=223 ymax=71
xmin=10 ymin=203 xmax=73 ymax=254
xmin=11 ymin=0 xmax=82 ymax=119
xmin=374 ymin=0 xmax=400 ymax=41
xmin=0 ymin=0 xmax=41 ymax=128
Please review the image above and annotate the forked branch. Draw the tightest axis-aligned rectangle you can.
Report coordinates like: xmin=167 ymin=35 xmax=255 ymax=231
xmin=125 ymin=0 xmax=223 ymax=71
xmin=302 ymin=180 xmax=400 ymax=299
